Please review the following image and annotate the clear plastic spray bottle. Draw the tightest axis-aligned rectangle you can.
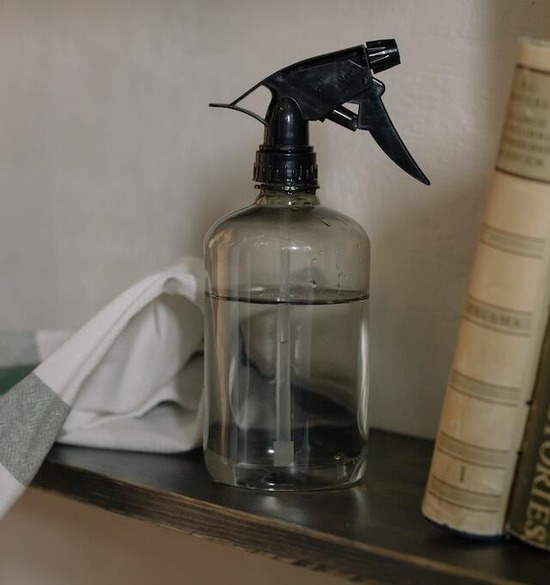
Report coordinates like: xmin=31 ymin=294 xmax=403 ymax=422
xmin=204 ymin=40 xmax=429 ymax=490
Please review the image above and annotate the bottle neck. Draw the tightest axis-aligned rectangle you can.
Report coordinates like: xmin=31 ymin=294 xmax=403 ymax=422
xmin=254 ymin=185 xmax=320 ymax=207
xmin=253 ymin=97 xmax=319 ymax=190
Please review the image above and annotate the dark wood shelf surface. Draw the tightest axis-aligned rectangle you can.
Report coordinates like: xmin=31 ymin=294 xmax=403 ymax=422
xmin=32 ymin=430 xmax=550 ymax=584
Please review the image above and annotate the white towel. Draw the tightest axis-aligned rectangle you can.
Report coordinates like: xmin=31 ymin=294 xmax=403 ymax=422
xmin=0 ymin=257 xmax=205 ymax=518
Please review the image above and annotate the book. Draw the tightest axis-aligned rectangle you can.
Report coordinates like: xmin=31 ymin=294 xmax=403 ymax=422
xmin=422 ymin=38 xmax=550 ymax=538
xmin=507 ymin=315 xmax=550 ymax=550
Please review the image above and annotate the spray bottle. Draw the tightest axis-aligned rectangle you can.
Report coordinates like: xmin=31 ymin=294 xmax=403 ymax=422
xmin=204 ymin=40 xmax=429 ymax=490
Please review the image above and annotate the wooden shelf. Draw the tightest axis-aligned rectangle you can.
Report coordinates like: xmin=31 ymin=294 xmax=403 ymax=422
xmin=32 ymin=430 xmax=550 ymax=584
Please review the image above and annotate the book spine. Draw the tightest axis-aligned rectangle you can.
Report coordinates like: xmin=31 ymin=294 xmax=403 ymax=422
xmin=508 ymin=316 xmax=550 ymax=550
xmin=422 ymin=38 xmax=550 ymax=537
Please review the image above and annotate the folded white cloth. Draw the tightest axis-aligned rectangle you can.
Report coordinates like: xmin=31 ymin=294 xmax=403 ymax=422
xmin=0 ymin=257 xmax=205 ymax=518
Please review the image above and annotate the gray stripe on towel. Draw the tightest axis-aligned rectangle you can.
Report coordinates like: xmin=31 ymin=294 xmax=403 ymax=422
xmin=0 ymin=373 xmax=70 ymax=485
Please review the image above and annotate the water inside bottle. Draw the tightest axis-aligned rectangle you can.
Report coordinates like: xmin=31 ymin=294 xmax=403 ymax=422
xmin=204 ymin=287 xmax=369 ymax=490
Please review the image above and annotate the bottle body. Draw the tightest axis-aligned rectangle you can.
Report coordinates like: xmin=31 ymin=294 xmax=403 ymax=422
xmin=203 ymin=189 xmax=370 ymax=490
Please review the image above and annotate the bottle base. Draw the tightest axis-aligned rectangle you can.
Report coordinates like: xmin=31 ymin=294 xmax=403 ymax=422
xmin=203 ymin=448 xmax=366 ymax=491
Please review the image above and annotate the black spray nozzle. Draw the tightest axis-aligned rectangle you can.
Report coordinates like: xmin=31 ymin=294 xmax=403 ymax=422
xmin=210 ymin=40 xmax=429 ymax=187
xmin=365 ymin=39 xmax=400 ymax=73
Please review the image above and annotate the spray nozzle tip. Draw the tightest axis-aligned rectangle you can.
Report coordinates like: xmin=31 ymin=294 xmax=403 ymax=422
xmin=366 ymin=39 xmax=400 ymax=73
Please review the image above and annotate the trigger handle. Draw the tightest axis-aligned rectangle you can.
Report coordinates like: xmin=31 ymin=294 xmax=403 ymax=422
xmin=355 ymin=80 xmax=429 ymax=185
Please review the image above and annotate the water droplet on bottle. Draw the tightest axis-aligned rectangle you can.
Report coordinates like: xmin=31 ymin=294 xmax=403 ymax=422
xmin=310 ymin=279 xmax=317 ymax=288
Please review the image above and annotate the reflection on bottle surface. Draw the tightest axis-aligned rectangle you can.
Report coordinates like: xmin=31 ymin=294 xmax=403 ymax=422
xmin=204 ymin=287 xmax=369 ymax=490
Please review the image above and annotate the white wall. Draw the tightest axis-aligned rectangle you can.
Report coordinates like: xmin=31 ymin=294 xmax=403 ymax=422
xmin=1 ymin=1 xmax=549 ymax=583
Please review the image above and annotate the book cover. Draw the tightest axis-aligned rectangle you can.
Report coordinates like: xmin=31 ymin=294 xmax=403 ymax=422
xmin=422 ymin=38 xmax=550 ymax=537
xmin=508 ymin=315 xmax=550 ymax=550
